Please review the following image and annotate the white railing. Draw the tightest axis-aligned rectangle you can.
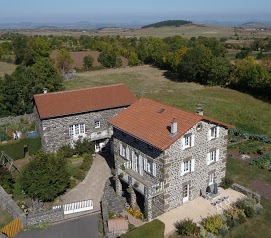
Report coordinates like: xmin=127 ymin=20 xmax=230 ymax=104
xmin=53 ymin=199 xmax=93 ymax=215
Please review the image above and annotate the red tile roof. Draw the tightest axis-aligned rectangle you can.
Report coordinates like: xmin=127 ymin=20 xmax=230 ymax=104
xmin=34 ymin=84 xmax=137 ymax=119
xmin=109 ymin=98 xmax=234 ymax=151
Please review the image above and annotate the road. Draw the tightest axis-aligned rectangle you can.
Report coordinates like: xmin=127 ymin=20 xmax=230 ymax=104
xmin=15 ymin=214 xmax=100 ymax=238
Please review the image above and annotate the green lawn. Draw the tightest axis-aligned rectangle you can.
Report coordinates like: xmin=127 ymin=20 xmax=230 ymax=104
xmin=121 ymin=219 xmax=164 ymax=238
xmin=225 ymin=157 xmax=271 ymax=238
xmin=65 ymin=65 xmax=271 ymax=137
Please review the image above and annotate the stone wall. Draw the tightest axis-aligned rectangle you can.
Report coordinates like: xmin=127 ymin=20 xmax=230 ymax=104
xmin=0 ymin=233 xmax=8 ymax=238
xmin=26 ymin=208 xmax=64 ymax=226
xmin=0 ymin=114 xmax=34 ymax=127
xmin=0 ymin=186 xmax=26 ymax=227
xmin=231 ymin=183 xmax=261 ymax=203
xmin=164 ymin=121 xmax=228 ymax=210
xmin=36 ymin=107 xmax=125 ymax=152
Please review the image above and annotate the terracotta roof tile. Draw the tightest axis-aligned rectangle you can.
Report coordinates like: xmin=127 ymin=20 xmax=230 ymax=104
xmin=109 ymin=98 xmax=234 ymax=151
xmin=34 ymin=84 xmax=137 ymax=119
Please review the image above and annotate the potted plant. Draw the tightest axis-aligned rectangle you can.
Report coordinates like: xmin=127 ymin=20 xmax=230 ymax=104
xmin=126 ymin=187 xmax=133 ymax=193
xmin=121 ymin=164 xmax=126 ymax=171
xmin=119 ymin=172 xmax=124 ymax=178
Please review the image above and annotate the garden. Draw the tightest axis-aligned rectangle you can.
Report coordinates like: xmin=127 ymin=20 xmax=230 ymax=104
xmin=169 ymin=197 xmax=262 ymax=238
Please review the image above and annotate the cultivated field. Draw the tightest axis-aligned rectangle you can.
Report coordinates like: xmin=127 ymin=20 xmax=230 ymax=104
xmin=65 ymin=65 xmax=271 ymax=137
xmin=3 ymin=24 xmax=271 ymax=39
xmin=0 ymin=62 xmax=16 ymax=77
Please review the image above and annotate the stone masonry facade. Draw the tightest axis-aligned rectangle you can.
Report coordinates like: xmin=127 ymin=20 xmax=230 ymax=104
xmin=112 ymin=121 xmax=228 ymax=220
xmin=34 ymin=106 xmax=125 ymax=152
xmin=163 ymin=121 xmax=227 ymax=211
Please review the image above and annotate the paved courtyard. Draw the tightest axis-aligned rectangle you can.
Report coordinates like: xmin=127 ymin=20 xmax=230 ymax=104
xmin=59 ymin=154 xmax=111 ymax=213
xmin=157 ymin=188 xmax=245 ymax=237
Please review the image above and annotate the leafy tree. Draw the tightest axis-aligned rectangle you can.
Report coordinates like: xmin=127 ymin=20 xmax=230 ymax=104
xmin=56 ymin=48 xmax=73 ymax=73
xmin=207 ymin=57 xmax=231 ymax=85
xmin=236 ymin=48 xmax=252 ymax=59
xmin=178 ymin=45 xmax=212 ymax=84
xmin=98 ymin=50 xmax=117 ymax=68
xmin=0 ymin=166 xmax=15 ymax=194
xmin=20 ymin=151 xmax=70 ymax=202
xmin=13 ymin=35 xmax=28 ymax=65
xmin=83 ymin=55 xmax=94 ymax=70
xmin=128 ymin=52 xmax=140 ymax=66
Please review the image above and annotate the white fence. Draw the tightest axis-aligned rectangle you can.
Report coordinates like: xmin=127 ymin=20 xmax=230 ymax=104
xmin=53 ymin=199 xmax=93 ymax=215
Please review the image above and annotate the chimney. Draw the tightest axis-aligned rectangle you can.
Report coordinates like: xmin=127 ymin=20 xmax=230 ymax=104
xmin=43 ymin=88 xmax=48 ymax=94
xmin=196 ymin=107 xmax=203 ymax=116
xmin=171 ymin=118 xmax=178 ymax=134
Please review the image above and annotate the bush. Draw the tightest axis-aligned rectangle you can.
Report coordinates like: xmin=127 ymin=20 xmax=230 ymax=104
xmin=224 ymin=208 xmax=246 ymax=228
xmin=202 ymin=215 xmax=223 ymax=235
xmin=74 ymin=138 xmax=95 ymax=155
xmin=73 ymin=170 xmax=86 ymax=181
xmin=0 ymin=166 xmax=15 ymax=194
xmin=218 ymin=224 xmax=229 ymax=236
xmin=69 ymin=178 xmax=77 ymax=189
xmin=58 ymin=144 xmax=75 ymax=158
xmin=235 ymin=198 xmax=258 ymax=218
xmin=174 ymin=218 xmax=198 ymax=236
xmin=79 ymin=154 xmax=93 ymax=171
xmin=220 ymin=176 xmax=234 ymax=189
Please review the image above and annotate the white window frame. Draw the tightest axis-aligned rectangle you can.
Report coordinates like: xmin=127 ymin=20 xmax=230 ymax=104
xmin=94 ymin=120 xmax=101 ymax=129
xmin=152 ymin=163 xmax=157 ymax=177
xmin=183 ymin=184 xmax=190 ymax=203
xmin=181 ymin=133 xmax=195 ymax=150
xmin=69 ymin=124 xmax=85 ymax=137
xmin=208 ymin=126 xmax=220 ymax=140
xmin=206 ymin=149 xmax=220 ymax=165
xmin=180 ymin=158 xmax=195 ymax=176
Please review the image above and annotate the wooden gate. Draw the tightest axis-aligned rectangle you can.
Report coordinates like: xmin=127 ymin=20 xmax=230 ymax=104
xmin=0 ymin=217 xmax=21 ymax=238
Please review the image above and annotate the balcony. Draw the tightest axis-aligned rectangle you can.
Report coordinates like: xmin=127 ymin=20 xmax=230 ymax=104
xmin=118 ymin=162 xmax=164 ymax=197
xmin=90 ymin=129 xmax=113 ymax=141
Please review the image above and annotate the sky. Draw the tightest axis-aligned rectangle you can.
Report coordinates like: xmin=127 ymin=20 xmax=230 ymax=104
xmin=1 ymin=0 xmax=271 ymax=24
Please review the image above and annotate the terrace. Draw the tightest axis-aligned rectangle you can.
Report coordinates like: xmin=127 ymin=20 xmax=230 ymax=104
xmin=157 ymin=187 xmax=245 ymax=237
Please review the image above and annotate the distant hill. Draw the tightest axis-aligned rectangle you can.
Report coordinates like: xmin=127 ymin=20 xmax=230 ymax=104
xmin=141 ymin=20 xmax=192 ymax=29
xmin=240 ymin=22 xmax=271 ymax=29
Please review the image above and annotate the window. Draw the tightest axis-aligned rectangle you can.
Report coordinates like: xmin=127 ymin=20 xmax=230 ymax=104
xmin=69 ymin=124 xmax=85 ymax=136
xmin=143 ymin=158 xmax=151 ymax=173
xmin=208 ymin=126 xmax=220 ymax=140
xmin=209 ymin=173 xmax=215 ymax=185
xmin=180 ymin=159 xmax=195 ymax=176
xmin=181 ymin=134 xmax=195 ymax=150
xmin=119 ymin=143 xmax=126 ymax=157
xmin=183 ymin=184 xmax=190 ymax=203
xmin=94 ymin=120 xmax=101 ymax=129
xmin=152 ymin=163 xmax=157 ymax=177
xmin=206 ymin=149 xmax=220 ymax=165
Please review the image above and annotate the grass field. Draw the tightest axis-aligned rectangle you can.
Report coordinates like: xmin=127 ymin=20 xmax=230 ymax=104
xmin=65 ymin=65 xmax=271 ymax=137
xmin=0 ymin=61 xmax=16 ymax=77
xmin=3 ymin=24 xmax=271 ymax=39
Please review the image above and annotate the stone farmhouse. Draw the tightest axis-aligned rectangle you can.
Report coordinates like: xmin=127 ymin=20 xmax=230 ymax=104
xmin=33 ymin=84 xmax=137 ymax=152
xmin=109 ymin=98 xmax=233 ymax=220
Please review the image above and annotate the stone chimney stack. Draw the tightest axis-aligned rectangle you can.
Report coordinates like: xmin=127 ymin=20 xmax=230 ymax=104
xmin=171 ymin=118 xmax=178 ymax=134
xmin=43 ymin=88 xmax=48 ymax=94
xmin=196 ymin=107 xmax=203 ymax=116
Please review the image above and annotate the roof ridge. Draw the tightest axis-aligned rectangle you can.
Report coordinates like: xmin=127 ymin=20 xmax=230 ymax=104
xmin=34 ymin=84 xmax=125 ymax=97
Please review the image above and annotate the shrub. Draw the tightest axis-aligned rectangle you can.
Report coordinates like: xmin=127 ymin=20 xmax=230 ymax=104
xmin=74 ymin=138 xmax=95 ymax=155
xmin=0 ymin=166 xmax=15 ymax=194
xmin=73 ymin=170 xmax=85 ymax=181
xmin=220 ymin=176 xmax=234 ymax=189
xmin=202 ymin=215 xmax=223 ymax=235
xmin=235 ymin=198 xmax=257 ymax=218
xmin=79 ymin=153 xmax=93 ymax=171
xmin=218 ymin=224 xmax=229 ymax=236
xmin=224 ymin=208 xmax=246 ymax=227
xmin=57 ymin=144 xmax=74 ymax=158
xmin=174 ymin=218 xmax=198 ymax=236
xmin=69 ymin=178 xmax=77 ymax=189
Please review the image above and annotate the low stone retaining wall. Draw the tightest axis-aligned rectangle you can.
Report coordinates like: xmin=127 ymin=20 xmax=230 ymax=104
xmin=231 ymin=183 xmax=261 ymax=203
xmin=0 ymin=232 xmax=8 ymax=238
xmin=26 ymin=208 xmax=64 ymax=226
xmin=0 ymin=186 xmax=26 ymax=227
xmin=0 ymin=114 xmax=34 ymax=126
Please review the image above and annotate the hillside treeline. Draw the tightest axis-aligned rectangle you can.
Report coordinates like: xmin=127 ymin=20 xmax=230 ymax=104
xmin=0 ymin=33 xmax=271 ymax=116
xmin=141 ymin=20 xmax=192 ymax=28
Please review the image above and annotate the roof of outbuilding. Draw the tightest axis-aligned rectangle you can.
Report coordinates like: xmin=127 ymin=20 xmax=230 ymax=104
xmin=34 ymin=84 xmax=137 ymax=119
xmin=109 ymin=98 xmax=234 ymax=151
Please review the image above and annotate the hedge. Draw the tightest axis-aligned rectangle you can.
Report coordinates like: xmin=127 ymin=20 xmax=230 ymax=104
xmin=121 ymin=219 xmax=165 ymax=238
xmin=0 ymin=137 xmax=41 ymax=160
